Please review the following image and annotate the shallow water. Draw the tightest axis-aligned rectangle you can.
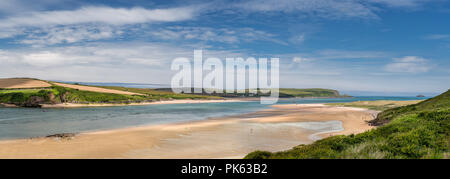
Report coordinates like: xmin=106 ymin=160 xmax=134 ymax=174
xmin=0 ymin=96 xmax=427 ymax=140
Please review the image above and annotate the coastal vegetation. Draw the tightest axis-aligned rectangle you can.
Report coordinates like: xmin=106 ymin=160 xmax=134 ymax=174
xmin=278 ymin=88 xmax=347 ymax=98
xmin=154 ymin=88 xmax=348 ymax=98
xmin=0 ymin=78 xmax=220 ymax=107
xmin=327 ymin=100 xmax=423 ymax=111
xmin=245 ymin=90 xmax=450 ymax=159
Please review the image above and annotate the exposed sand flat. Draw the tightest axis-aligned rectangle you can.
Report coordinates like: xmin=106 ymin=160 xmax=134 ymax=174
xmin=0 ymin=104 xmax=376 ymax=159
xmin=52 ymin=82 xmax=143 ymax=95
xmin=0 ymin=78 xmax=51 ymax=89
xmin=253 ymin=104 xmax=377 ymax=137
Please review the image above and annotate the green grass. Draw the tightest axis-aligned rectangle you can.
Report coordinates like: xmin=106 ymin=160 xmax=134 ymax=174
xmin=327 ymin=100 xmax=423 ymax=111
xmin=0 ymin=89 xmax=55 ymax=105
xmin=154 ymin=88 xmax=347 ymax=98
xmin=279 ymin=88 xmax=346 ymax=98
xmin=245 ymin=90 xmax=450 ymax=159
xmin=0 ymin=89 xmax=51 ymax=94
xmin=0 ymin=84 xmax=222 ymax=107
xmin=49 ymin=85 xmax=149 ymax=103
xmin=371 ymin=90 xmax=450 ymax=126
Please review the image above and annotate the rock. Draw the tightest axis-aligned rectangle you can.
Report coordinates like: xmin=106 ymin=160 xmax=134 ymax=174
xmin=416 ymin=94 xmax=425 ymax=97
xmin=46 ymin=133 xmax=76 ymax=139
xmin=22 ymin=96 xmax=45 ymax=108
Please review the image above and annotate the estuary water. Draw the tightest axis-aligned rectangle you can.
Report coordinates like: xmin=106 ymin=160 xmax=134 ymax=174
xmin=0 ymin=96 xmax=427 ymax=140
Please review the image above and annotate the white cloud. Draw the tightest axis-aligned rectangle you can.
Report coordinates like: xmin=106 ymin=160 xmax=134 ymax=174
xmin=292 ymin=56 xmax=314 ymax=63
xmin=289 ymin=34 xmax=306 ymax=44
xmin=0 ymin=6 xmax=198 ymax=28
xmin=0 ymin=0 xmax=78 ymax=15
xmin=424 ymin=34 xmax=450 ymax=40
xmin=235 ymin=0 xmax=379 ymax=19
xmin=19 ymin=25 xmax=122 ymax=46
xmin=22 ymin=52 xmax=75 ymax=67
xmin=0 ymin=6 xmax=201 ymax=44
xmin=315 ymin=49 xmax=387 ymax=59
xmin=148 ymin=26 xmax=287 ymax=45
xmin=0 ymin=42 xmax=246 ymax=82
xmin=385 ymin=56 xmax=431 ymax=73
xmin=368 ymin=0 xmax=429 ymax=8
xmin=0 ymin=29 xmax=24 ymax=38
xmin=231 ymin=0 xmax=438 ymax=20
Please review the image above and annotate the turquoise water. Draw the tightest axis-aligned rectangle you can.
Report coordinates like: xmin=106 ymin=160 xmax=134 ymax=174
xmin=0 ymin=96 xmax=427 ymax=140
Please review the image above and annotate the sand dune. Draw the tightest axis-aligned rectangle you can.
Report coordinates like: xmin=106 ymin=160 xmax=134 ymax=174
xmin=52 ymin=82 xmax=143 ymax=95
xmin=0 ymin=104 xmax=377 ymax=159
xmin=0 ymin=78 xmax=51 ymax=89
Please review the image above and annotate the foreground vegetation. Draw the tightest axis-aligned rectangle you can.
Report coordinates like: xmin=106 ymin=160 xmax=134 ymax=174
xmin=245 ymin=90 xmax=450 ymax=159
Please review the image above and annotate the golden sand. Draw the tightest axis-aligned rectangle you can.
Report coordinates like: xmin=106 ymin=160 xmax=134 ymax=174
xmin=0 ymin=104 xmax=377 ymax=159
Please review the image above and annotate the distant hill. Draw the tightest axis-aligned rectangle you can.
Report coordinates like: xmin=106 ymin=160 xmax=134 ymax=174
xmin=0 ymin=78 xmax=348 ymax=107
xmin=154 ymin=88 xmax=349 ymax=98
xmin=279 ymin=88 xmax=347 ymax=98
xmin=245 ymin=90 xmax=449 ymax=159
xmin=0 ymin=78 xmax=219 ymax=107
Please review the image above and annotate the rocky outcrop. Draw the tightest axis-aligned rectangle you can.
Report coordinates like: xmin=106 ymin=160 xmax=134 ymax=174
xmin=22 ymin=96 xmax=46 ymax=108
xmin=46 ymin=133 xmax=76 ymax=139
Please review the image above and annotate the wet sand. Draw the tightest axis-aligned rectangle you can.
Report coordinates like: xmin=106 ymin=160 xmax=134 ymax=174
xmin=0 ymin=104 xmax=377 ymax=159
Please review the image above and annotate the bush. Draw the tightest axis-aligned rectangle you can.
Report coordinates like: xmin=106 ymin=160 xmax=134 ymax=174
xmin=244 ymin=151 xmax=273 ymax=159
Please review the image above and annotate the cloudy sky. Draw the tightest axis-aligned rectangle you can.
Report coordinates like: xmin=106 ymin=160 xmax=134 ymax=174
xmin=0 ymin=0 xmax=449 ymax=95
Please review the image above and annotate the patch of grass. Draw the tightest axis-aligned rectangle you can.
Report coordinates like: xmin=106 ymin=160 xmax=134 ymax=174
xmin=0 ymin=89 xmax=48 ymax=94
xmin=154 ymin=88 xmax=347 ymax=98
xmin=279 ymin=88 xmax=346 ymax=98
xmin=50 ymin=85 xmax=149 ymax=103
xmin=372 ymin=90 xmax=450 ymax=126
xmin=245 ymin=90 xmax=450 ymax=159
xmin=0 ymin=84 xmax=223 ymax=106
xmin=327 ymin=100 xmax=423 ymax=111
xmin=0 ymin=89 xmax=54 ymax=105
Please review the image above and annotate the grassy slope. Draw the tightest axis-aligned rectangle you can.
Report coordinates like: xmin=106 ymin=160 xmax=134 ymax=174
xmin=327 ymin=100 xmax=423 ymax=111
xmin=0 ymin=84 xmax=221 ymax=106
xmin=279 ymin=88 xmax=345 ymax=98
xmin=245 ymin=90 xmax=450 ymax=159
xmin=154 ymin=88 xmax=347 ymax=98
xmin=0 ymin=89 xmax=55 ymax=104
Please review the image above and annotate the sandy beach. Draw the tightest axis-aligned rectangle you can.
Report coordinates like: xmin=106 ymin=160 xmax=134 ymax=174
xmin=0 ymin=104 xmax=377 ymax=159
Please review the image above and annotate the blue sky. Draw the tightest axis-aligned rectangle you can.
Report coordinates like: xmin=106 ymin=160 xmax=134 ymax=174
xmin=0 ymin=0 xmax=449 ymax=95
